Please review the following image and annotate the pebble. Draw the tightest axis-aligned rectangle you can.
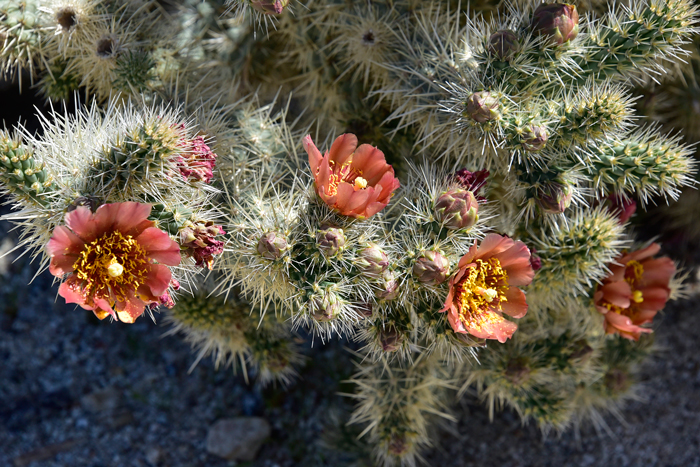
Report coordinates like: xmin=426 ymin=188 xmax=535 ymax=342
xmin=81 ymin=386 xmax=121 ymax=413
xmin=145 ymin=446 xmax=163 ymax=466
xmin=205 ymin=417 xmax=271 ymax=461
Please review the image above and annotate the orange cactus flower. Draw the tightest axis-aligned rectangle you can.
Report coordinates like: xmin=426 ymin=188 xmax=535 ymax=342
xmin=594 ymin=243 xmax=675 ymax=340
xmin=441 ymin=234 xmax=535 ymax=343
xmin=47 ymin=202 xmax=181 ymax=323
xmin=303 ymin=134 xmax=400 ymax=219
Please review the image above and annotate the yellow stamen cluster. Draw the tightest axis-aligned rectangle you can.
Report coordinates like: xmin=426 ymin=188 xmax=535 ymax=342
xmin=455 ymin=258 xmax=509 ymax=332
xmin=74 ymin=231 xmax=149 ymax=303
xmin=325 ymin=159 xmax=365 ymax=197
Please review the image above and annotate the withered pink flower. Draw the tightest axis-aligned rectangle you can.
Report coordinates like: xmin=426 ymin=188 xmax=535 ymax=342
xmin=179 ymin=220 xmax=226 ymax=270
xmin=441 ymin=234 xmax=535 ymax=343
xmin=453 ymin=168 xmax=489 ymax=197
xmin=47 ymin=202 xmax=181 ymax=323
xmin=304 ymin=134 xmax=400 ymax=219
xmin=178 ymin=136 xmax=218 ymax=184
xmin=594 ymin=243 xmax=675 ymax=340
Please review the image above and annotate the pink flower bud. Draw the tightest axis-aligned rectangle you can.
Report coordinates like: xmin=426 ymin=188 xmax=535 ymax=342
xmin=257 ymin=232 xmax=288 ymax=260
xmin=434 ymin=188 xmax=479 ymax=230
xmin=412 ymin=250 xmax=450 ymax=285
xmin=465 ymin=92 xmax=500 ymax=123
xmin=531 ymin=3 xmax=579 ymax=45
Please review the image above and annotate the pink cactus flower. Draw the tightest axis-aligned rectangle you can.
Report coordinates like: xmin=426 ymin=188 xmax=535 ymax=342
xmin=47 ymin=202 xmax=181 ymax=323
xmin=594 ymin=243 xmax=675 ymax=340
xmin=303 ymin=134 xmax=400 ymax=219
xmin=441 ymin=234 xmax=535 ymax=343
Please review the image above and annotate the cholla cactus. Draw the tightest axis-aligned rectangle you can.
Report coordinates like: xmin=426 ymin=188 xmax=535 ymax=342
xmin=0 ymin=1 xmax=698 ymax=465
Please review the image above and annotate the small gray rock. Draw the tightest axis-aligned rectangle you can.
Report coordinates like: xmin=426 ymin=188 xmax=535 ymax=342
xmin=81 ymin=386 xmax=121 ymax=413
xmin=145 ymin=446 xmax=163 ymax=466
xmin=206 ymin=417 xmax=271 ymax=461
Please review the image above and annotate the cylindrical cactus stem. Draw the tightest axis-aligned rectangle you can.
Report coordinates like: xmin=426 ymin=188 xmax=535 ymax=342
xmin=0 ymin=0 xmax=43 ymax=80
xmin=526 ymin=206 xmax=626 ymax=303
xmin=545 ymin=84 xmax=633 ymax=147
xmin=582 ymin=129 xmax=696 ymax=202
xmin=0 ymin=132 xmax=57 ymax=206
xmin=91 ymin=117 xmax=182 ymax=195
xmin=347 ymin=353 xmax=455 ymax=467
xmin=575 ymin=0 xmax=700 ymax=82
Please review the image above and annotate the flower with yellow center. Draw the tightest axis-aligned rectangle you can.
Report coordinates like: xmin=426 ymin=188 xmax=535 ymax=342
xmin=594 ymin=244 xmax=675 ymax=341
xmin=441 ymin=234 xmax=535 ymax=343
xmin=47 ymin=202 xmax=181 ymax=323
xmin=304 ymin=133 xmax=400 ymax=219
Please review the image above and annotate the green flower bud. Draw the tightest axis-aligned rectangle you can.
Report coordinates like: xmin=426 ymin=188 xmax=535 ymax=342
xmin=412 ymin=250 xmax=450 ymax=285
xmin=434 ymin=188 xmax=479 ymax=230
xmin=531 ymin=3 xmax=579 ymax=45
xmin=465 ymin=92 xmax=500 ymax=123
xmin=308 ymin=290 xmax=342 ymax=322
xmin=377 ymin=270 xmax=399 ymax=301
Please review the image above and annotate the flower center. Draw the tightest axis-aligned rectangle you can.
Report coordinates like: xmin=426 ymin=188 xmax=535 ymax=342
xmin=73 ymin=231 xmax=150 ymax=303
xmin=455 ymin=258 xmax=509 ymax=332
xmin=604 ymin=260 xmax=645 ymax=315
xmin=326 ymin=159 xmax=365 ymax=197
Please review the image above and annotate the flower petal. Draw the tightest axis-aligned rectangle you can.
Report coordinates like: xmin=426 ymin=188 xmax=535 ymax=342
xmin=465 ymin=312 xmax=517 ymax=343
xmin=65 ymin=206 xmax=101 ymax=242
xmin=639 ymin=257 xmax=675 ymax=288
xmin=475 ymin=234 xmax=514 ymax=260
xmin=447 ymin=309 xmax=467 ymax=333
xmin=47 ymin=226 xmax=84 ymax=276
xmin=328 ymin=134 xmax=358 ymax=166
xmin=136 ymin=228 xmax=181 ymax=266
xmin=303 ymin=135 xmax=323 ymax=175
xmin=501 ymin=287 xmax=528 ymax=319
xmin=58 ymin=277 xmax=91 ymax=309
xmin=334 ymin=182 xmax=356 ymax=213
xmin=115 ymin=289 xmax=147 ymax=323
xmin=144 ymin=263 xmax=173 ymax=297
xmin=600 ymin=281 xmax=632 ymax=307
xmin=621 ymin=243 xmax=661 ymax=264
xmin=93 ymin=202 xmax=153 ymax=237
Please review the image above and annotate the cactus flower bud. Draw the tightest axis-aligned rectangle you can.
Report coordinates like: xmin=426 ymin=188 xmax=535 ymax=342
xmin=249 ymin=0 xmax=289 ymax=15
xmin=316 ymin=226 xmax=346 ymax=257
xmin=379 ymin=324 xmax=403 ymax=352
xmin=412 ymin=250 xmax=450 ymax=285
xmin=465 ymin=92 xmax=500 ymax=123
xmin=487 ymin=30 xmax=520 ymax=61
xmin=535 ymin=180 xmax=573 ymax=214
xmin=308 ymin=290 xmax=342 ymax=322
xmin=531 ymin=3 xmax=579 ymax=45
xmin=520 ymin=124 xmax=548 ymax=152
xmin=434 ymin=188 xmax=479 ymax=230
xmin=355 ymin=243 xmax=389 ymax=278
xmin=257 ymin=232 xmax=288 ymax=260
xmin=377 ymin=270 xmax=399 ymax=301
